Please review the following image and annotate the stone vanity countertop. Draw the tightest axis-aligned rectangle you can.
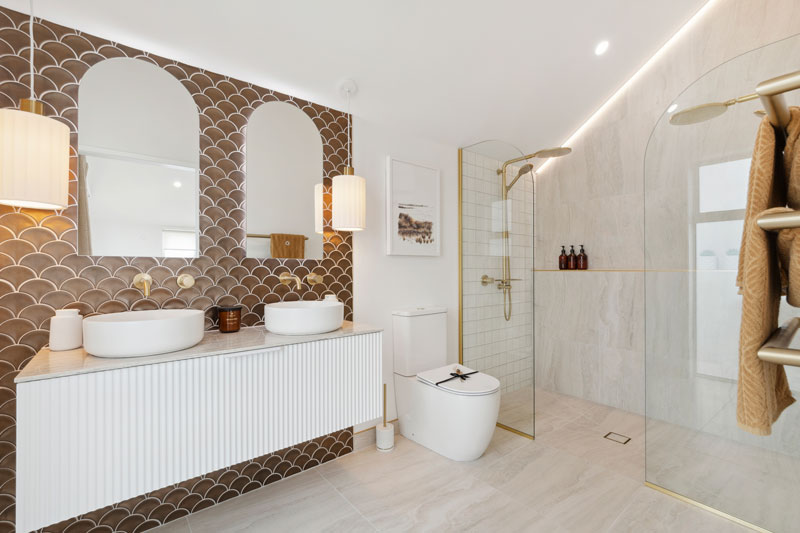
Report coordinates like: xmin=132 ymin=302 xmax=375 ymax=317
xmin=16 ymin=321 xmax=382 ymax=383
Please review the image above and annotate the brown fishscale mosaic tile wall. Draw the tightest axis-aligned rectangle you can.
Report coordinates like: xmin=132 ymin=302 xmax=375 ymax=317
xmin=0 ymin=6 xmax=355 ymax=532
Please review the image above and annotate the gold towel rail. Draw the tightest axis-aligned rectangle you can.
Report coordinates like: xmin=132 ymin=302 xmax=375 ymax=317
xmin=756 ymin=211 xmax=800 ymax=231
xmin=756 ymin=70 xmax=800 ymax=131
xmin=246 ymin=233 xmax=309 ymax=241
xmin=758 ymin=318 xmax=800 ymax=367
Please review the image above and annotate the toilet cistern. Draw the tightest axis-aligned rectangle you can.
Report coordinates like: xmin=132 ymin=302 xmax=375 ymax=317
xmin=392 ymin=307 xmax=500 ymax=461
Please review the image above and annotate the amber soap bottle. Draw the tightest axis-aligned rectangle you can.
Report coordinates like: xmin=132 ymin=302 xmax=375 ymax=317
xmin=567 ymin=245 xmax=577 ymax=270
xmin=577 ymin=245 xmax=588 ymax=270
xmin=558 ymin=246 xmax=568 ymax=270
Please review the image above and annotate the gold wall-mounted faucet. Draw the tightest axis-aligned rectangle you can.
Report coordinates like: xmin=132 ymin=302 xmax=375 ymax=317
xmin=177 ymin=273 xmax=195 ymax=289
xmin=305 ymin=272 xmax=324 ymax=286
xmin=279 ymin=272 xmax=302 ymax=290
xmin=133 ymin=273 xmax=153 ymax=298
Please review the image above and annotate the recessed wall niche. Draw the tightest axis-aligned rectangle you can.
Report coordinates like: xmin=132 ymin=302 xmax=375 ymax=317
xmin=0 ymin=5 xmax=354 ymax=532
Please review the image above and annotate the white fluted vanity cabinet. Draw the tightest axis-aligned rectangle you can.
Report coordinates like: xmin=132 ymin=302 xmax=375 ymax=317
xmin=15 ymin=323 xmax=382 ymax=533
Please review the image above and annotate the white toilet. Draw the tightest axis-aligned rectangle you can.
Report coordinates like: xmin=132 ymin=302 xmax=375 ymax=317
xmin=392 ymin=307 xmax=500 ymax=461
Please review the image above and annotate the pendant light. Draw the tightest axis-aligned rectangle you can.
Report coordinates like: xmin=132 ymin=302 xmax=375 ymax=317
xmin=0 ymin=0 xmax=70 ymax=210
xmin=332 ymin=80 xmax=366 ymax=231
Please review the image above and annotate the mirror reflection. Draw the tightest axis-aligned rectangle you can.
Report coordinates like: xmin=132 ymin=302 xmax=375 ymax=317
xmin=77 ymin=58 xmax=199 ymax=257
xmin=245 ymin=101 xmax=324 ymax=260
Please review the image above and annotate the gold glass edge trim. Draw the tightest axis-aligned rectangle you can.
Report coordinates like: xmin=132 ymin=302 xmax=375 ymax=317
xmin=458 ymin=148 xmax=463 ymax=365
xmin=496 ymin=422 xmax=534 ymax=440
xmin=461 ymin=148 xmax=535 ymax=438
xmin=644 ymin=482 xmax=772 ymax=533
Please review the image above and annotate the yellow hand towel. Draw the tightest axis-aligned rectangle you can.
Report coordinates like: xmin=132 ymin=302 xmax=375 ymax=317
xmin=736 ymin=109 xmax=800 ymax=436
xmin=270 ymin=234 xmax=305 ymax=259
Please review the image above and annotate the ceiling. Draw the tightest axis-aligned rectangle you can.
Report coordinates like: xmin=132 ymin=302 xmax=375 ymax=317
xmin=2 ymin=0 xmax=708 ymax=153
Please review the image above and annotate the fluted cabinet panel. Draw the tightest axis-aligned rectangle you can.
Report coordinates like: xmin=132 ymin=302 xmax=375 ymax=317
xmin=16 ymin=332 xmax=382 ymax=533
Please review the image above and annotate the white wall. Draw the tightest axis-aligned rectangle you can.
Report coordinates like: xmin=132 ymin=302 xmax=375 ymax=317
xmin=352 ymin=117 xmax=458 ymax=429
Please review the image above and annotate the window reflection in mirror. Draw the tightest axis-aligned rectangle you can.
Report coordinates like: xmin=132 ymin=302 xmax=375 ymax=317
xmin=245 ymin=101 xmax=324 ymax=260
xmin=77 ymin=58 xmax=199 ymax=257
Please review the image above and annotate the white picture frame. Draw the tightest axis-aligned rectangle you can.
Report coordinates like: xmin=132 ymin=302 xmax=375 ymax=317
xmin=386 ymin=156 xmax=441 ymax=256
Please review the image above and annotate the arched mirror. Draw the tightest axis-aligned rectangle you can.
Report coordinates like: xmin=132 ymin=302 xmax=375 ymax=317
xmin=77 ymin=58 xmax=199 ymax=257
xmin=245 ymin=101 xmax=324 ymax=259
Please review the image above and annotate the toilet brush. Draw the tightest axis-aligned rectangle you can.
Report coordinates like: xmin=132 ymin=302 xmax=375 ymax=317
xmin=375 ymin=383 xmax=394 ymax=452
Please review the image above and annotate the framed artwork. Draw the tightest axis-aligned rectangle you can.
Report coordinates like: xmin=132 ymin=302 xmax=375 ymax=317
xmin=386 ymin=156 xmax=441 ymax=256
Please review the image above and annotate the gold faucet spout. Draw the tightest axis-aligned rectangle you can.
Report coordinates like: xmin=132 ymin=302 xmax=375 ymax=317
xmin=133 ymin=273 xmax=153 ymax=298
xmin=279 ymin=272 xmax=302 ymax=290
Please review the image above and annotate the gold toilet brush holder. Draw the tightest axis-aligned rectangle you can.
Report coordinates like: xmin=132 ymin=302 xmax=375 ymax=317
xmin=375 ymin=383 xmax=394 ymax=452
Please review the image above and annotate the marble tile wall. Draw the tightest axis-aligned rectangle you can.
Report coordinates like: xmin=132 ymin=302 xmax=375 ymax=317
xmin=461 ymin=149 xmax=533 ymax=394
xmin=533 ymin=0 xmax=800 ymax=417
xmin=0 ymin=6 xmax=356 ymax=532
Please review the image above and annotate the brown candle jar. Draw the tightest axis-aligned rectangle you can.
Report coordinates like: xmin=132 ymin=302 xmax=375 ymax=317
xmin=218 ymin=305 xmax=242 ymax=333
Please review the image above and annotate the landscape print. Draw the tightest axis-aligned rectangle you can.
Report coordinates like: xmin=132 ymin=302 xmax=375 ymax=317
xmin=387 ymin=157 xmax=440 ymax=256
xmin=398 ymin=207 xmax=434 ymax=244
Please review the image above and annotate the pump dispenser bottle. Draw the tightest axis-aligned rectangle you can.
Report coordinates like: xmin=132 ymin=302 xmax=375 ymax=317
xmin=558 ymin=246 xmax=568 ymax=270
xmin=577 ymin=245 xmax=588 ymax=270
xmin=567 ymin=245 xmax=577 ymax=270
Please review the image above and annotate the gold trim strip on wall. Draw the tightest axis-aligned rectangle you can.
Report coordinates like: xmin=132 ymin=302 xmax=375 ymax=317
xmin=533 ymin=269 xmax=742 ymax=273
xmin=644 ymin=482 xmax=771 ymax=533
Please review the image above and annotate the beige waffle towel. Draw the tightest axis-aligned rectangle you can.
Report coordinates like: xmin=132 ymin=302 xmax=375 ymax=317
xmin=736 ymin=108 xmax=800 ymax=436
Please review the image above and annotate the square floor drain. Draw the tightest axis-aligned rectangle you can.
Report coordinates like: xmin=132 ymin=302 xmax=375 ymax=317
xmin=603 ymin=432 xmax=631 ymax=445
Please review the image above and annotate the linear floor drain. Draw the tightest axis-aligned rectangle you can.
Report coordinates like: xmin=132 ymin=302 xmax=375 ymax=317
xmin=603 ymin=432 xmax=631 ymax=445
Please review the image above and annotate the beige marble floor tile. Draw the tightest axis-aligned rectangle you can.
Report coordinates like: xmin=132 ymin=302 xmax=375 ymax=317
xmin=475 ymin=441 xmax=641 ymax=533
xmin=155 ymin=390 xmax=780 ymax=533
xmin=186 ymin=470 xmax=375 ymax=532
xmin=319 ymin=435 xmax=542 ymax=531
xmin=607 ymin=486 xmax=751 ymax=533
xmin=150 ymin=517 xmax=191 ymax=533
xmin=535 ymin=407 xmax=644 ymax=481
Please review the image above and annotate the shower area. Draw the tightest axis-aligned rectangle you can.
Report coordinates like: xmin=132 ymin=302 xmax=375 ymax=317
xmin=459 ymin=141 xmax=569 ymax=437
xmin=645 ymin=34 xmax=800 ymax=532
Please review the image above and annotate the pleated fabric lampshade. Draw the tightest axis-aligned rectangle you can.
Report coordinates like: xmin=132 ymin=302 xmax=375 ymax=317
xmin=332 ymin=168 xmax=366 ymax=231
xmin=0 ymin=105 xmax=70 ymax=210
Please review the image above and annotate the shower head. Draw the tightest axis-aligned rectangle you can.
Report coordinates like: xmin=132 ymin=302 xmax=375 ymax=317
xmin=669 ymin=92 xmax=760 ymax=126
xmin=534 ymin=147 xmax=572 ymax=158
xmin=669 ymin=102 xmax=730 ymax=125
xmin=517 ymin=163 xmax=534 ymax=176
xmin=506 ymin=163 xmax=535 ymax=191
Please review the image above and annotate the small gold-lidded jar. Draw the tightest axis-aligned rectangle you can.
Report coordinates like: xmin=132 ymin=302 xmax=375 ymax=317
xmin=218 ymin=305 xmax=242 ymax=333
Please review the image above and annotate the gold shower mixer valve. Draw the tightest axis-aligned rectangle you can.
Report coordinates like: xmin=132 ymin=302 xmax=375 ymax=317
xmin=480 ymin=274 xmax=521 ymax=289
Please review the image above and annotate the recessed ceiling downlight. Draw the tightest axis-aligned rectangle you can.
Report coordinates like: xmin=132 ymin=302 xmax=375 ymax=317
xmin=173 ymin=181 xmax=182 ymax=188
xmin=594 ymin=40 xmax=609 ymax=56
xmin=667 ymin=103 xmax=678 ymax=113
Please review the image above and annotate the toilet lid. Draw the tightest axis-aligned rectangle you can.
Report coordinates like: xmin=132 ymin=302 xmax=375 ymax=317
xmin=417 ymin=364 xmax=500 ymax=396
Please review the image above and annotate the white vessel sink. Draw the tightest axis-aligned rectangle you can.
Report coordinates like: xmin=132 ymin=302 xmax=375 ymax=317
xmin=83 ymin=309 xmax=205 ymax=358
xmin=264 ymin=301 xmax=344 ymax=335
